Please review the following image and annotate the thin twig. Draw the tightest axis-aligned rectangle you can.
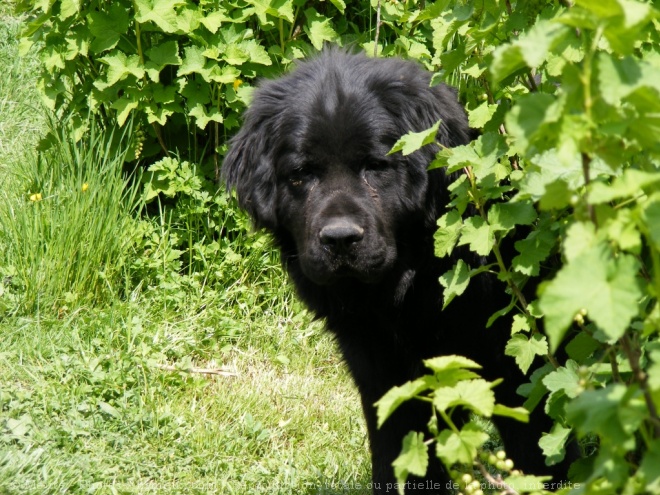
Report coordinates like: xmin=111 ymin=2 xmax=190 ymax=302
xmin=620 ymin=334 xmax=660 ymax=437
xmin=374 ymin=0 xmax=382 ymax=58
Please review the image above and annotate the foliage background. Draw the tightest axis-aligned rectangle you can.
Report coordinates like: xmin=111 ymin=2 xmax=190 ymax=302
xmin=1 ymin=0 xmax=660 ymax=494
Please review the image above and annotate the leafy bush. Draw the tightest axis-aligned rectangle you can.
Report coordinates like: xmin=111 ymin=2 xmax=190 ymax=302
xmin=379 ymin=1 xmax=660 ymax=494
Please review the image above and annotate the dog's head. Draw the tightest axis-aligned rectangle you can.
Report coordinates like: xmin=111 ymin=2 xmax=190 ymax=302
xmin=223 ymin=49 xmax=471 ymax=286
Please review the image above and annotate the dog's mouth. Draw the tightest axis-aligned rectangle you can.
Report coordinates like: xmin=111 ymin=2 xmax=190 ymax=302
xmin=298 ymin=244 xmax=395 ymax=286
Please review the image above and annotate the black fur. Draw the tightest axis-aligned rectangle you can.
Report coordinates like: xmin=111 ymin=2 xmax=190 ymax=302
xmin=223 ymin=49 xmax=568 ymax=494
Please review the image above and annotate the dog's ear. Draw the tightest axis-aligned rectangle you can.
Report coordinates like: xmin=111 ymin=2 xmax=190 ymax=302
xmin=222 ymin=108 xmax=279 ymax=230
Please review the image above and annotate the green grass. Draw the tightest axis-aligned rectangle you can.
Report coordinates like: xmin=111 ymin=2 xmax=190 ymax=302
xmin=0 ymin=11 xmax=371 ymax=495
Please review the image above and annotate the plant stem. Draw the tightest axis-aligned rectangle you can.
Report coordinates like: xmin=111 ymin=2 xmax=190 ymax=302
xmin=620 ymin=334 xmax=660 ymax=438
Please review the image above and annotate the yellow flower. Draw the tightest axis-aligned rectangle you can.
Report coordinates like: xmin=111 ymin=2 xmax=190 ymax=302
xmin=233 ymin=79 xmax=243 ymax=91
xmin=82 ymin=183 xmax=89 ymax=192
xmin=29 ymin=193 xmax=42 ymax=202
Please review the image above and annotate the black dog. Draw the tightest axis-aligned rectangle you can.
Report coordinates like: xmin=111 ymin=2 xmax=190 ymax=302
xmin=223 ymin=49 xmax=564 ymax=494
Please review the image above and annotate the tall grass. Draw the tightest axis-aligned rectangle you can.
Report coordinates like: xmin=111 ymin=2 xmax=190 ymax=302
xmin=0 ymin=117 xmax=142 ymax=314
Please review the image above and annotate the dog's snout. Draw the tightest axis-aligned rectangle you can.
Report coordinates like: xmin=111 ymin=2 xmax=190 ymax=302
xmin=319 ymin=220 xmax=364 ymax=252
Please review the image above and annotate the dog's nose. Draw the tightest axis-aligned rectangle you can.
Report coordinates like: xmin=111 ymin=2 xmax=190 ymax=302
xmin=319 ymin=220 xmax=364 ymax=252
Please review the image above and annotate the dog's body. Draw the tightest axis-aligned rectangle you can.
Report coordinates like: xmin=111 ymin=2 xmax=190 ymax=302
xmin=223 ymin=49 xmax=566 ymax=494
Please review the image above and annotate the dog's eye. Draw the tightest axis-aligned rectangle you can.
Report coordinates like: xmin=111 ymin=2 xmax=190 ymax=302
xmin=288 ymin=168 xmax=308 ymax=187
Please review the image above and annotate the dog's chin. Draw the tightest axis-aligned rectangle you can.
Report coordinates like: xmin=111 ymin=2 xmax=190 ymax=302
xmin=298 ymin=255 xmax=394 ymax=287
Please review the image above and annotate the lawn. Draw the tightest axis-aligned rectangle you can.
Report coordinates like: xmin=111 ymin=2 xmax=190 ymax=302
xmin=0 ymin=9 xmax=370 ymax=495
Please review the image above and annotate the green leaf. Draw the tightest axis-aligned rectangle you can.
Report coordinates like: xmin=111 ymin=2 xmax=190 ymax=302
xmin=512 ymin=229 xmax=555 ymax=276
xmin=178 ymin=45 xmax=209 ymax=78
xmin=435 ymin=422 xmax=489 ymax=466
xmin=491 ymin=21 xmax=569 ymax=82
xmin=457 ymin=216 xmax=494 ymax=256
xmin=467 ymin=101 xmax=498 ymax=128
xmin=589 ymin=169 xmax=660 ymax=204
xmin=88 ymin=6 xmax=130 ymax=54
xmin=303 ymin=9 xmax=338 ymax=51
xmin=543 ymin=362 xmax=582 ymax=399
xmin=565 ymin=332 xmax=600 ymax=361
xmin=389 ymin=121 xmax=441 ymax=156
xmin=392 ymin=432 xmax=429 ymax=493
xmin=511 ymin=314 xmax=531 ymax=334
xmin=492 ymin=404 xmax=529 ymax=423
xmin=505 ymin=334 xmax=548 ymax=374
xmin=566 ymin=384 xmax=646 ymax=445
xmin=145 ymin=41 xmax=182 ymax=82
xmin=639 ymin=439 xmax=660 ymax=494
xmin=134 ymin=0 xmax=186 ymax=34
xmin=643 ymin=199 xmax=660 ymax=251
xmin=439 ymin=259 xmax=470 ymax=309
xmin=424 ymin=355 xmax=482 ymax=373
xmin=539 ymin=424 xmax=571 ymax=465
xmin=434 ymin=210 xmax=462 ymax=258
xmin=539 ymin=244 xmax=642 ymax=351
xmin=376 ymin=376 xmax=436 ymax=428
xmin=433 ymin=379 xmax=495 ymax=417
xmin=574 ymin=0 xmax=653 ymax=54
xmin=189 ymin=105 xmax=223 ymax=130
xmin=200 ymin=10 xmax=231 ymax=34
xmin=488 ymin=201 xmax=537 ymax=232
xmin=240 ymin=40 xmax=271 ymax=66
xmin=95 ymin=51 xmax=145 ymax=90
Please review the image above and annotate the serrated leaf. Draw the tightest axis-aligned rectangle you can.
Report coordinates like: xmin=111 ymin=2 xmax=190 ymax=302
xmin=424 ymin=355 xmax=482 ymax=373
xmin=505 ymin=334 xmax=548 ymax=374
xmin=511 ymin=314 xmax=531 ymax=335
xmin=392 ymin=432 xmax=429 ymax=494
xmin=639 ymin=439 xmax=660 ymax=494
xmin=88 ymin=7 xmax=130 ymax=53
xmin=493 ymin=404 xmax=529 ymax=423
xmin=200 ymin=10 xmax=231 ymax=33
xmin=468 ymin=101 xmax=497 ymax=128
xmin=304 ymin=9 xmax=338 ymax=50
xmin=542 ymin=362 xmax=581 ymax=399
xmin=491 ymin=21 xmax=569 ymax=82
xmin=643 ymin=199 xmax=660 ymax=250
xmin=112 ymin=96 xmax=139 ymax=126
xmin=240 ymin=40 xmax=271 ymax=66
xmin=439 ymin=259 xmax=470 ymax=309
xmin=95 ymin=52 xmax=145 ymax=90
xmin=539 ymin=424 xmax=571 ymax=465
xmin=566 ymin=384 xmax=646 ymax=444
xmin=328 ymin=0 xmax=346 ymax=12
xmin=457 ymin=216 xmax=494 ymax=256
xmin=433 ymin=379 xmax=495 ymax=416
xmin=565 ymin=332 xmax=599 ymax=361
xmin=512 ymin=229 xmax=555 ymax=276
xmin=434 ymin=210 xmax=462 ymax=258
xmin=539 ymin=244 xmax=641 ymax=351
xmin=562 ymin=221 xmax=597 ymax=263
xmin=589 ymin=169 xmax=660 ymax=204
xmin=134 ymin=0 xmax=185 ymax=33
xmin=146 ymin=41 xmax=182 ymax=68
xmin=488 ymin=201 xmax=537 ymax=232
xmin=376 ymin=376 xmax=436 ymax=428
xmin=189 ymin=104 xmax=223 ymax=130
xmin=389 ymin=120 xmax=441 ymax=156
xmin=435 ymin=422 xmax=489 ymax=466
xmin=178 ymin=45 xmax=209 ymax=78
